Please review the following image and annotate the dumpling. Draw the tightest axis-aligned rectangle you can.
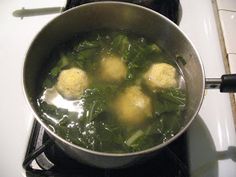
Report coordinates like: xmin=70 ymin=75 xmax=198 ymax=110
xmin=56 ymin=67 xmax=89 ymax=100
xmin=113 ymin=86 xmax=152 ymax=126
xmin=99 ymin=55 xmax=127 ymax=82
xmin=144 ymin=63 xmax=177 ymax=90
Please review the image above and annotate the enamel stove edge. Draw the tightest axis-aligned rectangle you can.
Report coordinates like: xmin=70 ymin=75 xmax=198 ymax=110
xmin=0 ymin=0 xmax=236 ymax=177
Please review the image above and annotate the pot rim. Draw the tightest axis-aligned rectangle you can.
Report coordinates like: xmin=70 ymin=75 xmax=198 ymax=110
xmin=23 ymin=1 xmax=206 ymax=157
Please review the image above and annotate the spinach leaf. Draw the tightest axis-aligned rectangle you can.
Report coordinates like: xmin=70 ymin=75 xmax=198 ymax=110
xmin=126 ymin=128 xmax=163 ymax=152
xmin=39 ymin=101 xmax=80 ymax=128
xmin=125 ymin=130 xmax=144 ymax=146
xmin=153 ymin=88 xmax=186 ymax=116
xmin=74 ymin=40 xmax=100 ymax=52
xmin=117 ymin=36 xmax=162 ymax=81
xmin=150 ymin=88 xmax=186 ymax=142
xmin=39 ymin=101 xmax=69 ymax=120
xmin=94 ymin=117 xmax=126 ymax=152
xmin=49 ymin=55 xmax=71 ymax=78
xmin=72 ymin=39 xmax=101 ymax=70
xmin=153 ymin=98 xmax=181 ymax=116
xmin=158 ymin=88 xmax=186 ymax=105
xmin=160 ymin=111 xmax=182 ymax=139
xmin=81 ymin=84 xmax=118 ymax=123
xmin=112 ymin=34 xmax=130 ymax=56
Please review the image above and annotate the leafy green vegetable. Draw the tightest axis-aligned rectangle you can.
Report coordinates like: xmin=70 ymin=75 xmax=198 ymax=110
xmin=153 ymin=98 xmax=180 ymax=116
xmin=74 ymin=40 xmax=100 ymax=52
xmin=161 ymin=111 xmax=182 ymax=138
xmin=125 ymin=130 xmax=144 ymax=146
xmin=81 ymin=84 xmax=118 ymax=123
xmin=158 ymin=88 xmax=186 ymax=105
xmin=40 ymin=101 xmax=68 ymax=119
xmin=152 ymin=88 xmax=186 ymax=116
xmin=112 ymin=34 xmax=130 ymax=55
xmin=117 ymin=36 xmax=163 ymax=81
xmin=72 ymin=40 xmax=101 ymax=70
xmin=50 ymin=56 xmax=71 ymax=77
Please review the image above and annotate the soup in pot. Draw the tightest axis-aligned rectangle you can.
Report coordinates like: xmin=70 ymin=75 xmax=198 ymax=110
xmin=36 ymin=31 xmax=187 ymax=153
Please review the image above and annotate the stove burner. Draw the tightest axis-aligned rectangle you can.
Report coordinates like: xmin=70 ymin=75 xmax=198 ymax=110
xmin=65 ymin=0 xmax=180 ymax=24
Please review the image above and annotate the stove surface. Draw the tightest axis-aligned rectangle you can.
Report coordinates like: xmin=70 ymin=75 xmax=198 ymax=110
xmin=0 ymin=0 xmax=236 ymax=177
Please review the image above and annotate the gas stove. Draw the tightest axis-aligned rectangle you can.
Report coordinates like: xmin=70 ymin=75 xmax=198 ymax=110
xmin=0 ymin=0 xmax=236 ymax=177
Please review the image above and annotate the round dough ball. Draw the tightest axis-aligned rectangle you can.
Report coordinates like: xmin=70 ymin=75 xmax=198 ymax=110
xmin=144 ymin=63 xmax=177 ymax=90
xmin=56 ymin=67 xmax=89 ymax=100
xmin=113 ymin=86 xmax=152 ymax=126
xmin=99 ymin=55 xmax=127 ymax=82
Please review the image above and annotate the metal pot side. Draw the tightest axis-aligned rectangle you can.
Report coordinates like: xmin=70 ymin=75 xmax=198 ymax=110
xmin=23 ymin=2 xmax=205 ymax=168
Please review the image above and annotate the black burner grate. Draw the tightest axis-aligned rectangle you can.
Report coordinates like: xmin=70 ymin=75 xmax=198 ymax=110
xmin=65 ymin=0 xmax=180 ymax=24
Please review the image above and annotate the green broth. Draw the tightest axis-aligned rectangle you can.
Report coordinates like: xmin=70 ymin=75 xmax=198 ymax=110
xmin=36 ymin=31 xmax=186 ymax=153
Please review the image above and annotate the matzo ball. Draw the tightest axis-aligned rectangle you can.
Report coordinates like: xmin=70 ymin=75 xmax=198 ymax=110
xmin=144 ymin=63 xmax=177 ymax=90
xmin=99 ymin=55 xmax=127 ymax=82
xmin=113 ymin=86 xmax=152 ymax=126
xmin=56 ymin=67 xmax=89 ymax=100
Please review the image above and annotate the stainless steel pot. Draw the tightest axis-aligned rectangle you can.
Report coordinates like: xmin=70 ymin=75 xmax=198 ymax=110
xmin=23 ymin=2 xmax=236 ymax=168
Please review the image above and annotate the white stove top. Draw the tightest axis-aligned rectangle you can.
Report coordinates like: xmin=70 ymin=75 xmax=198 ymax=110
xmin=0 ymin=0 xmax=236 ymax=176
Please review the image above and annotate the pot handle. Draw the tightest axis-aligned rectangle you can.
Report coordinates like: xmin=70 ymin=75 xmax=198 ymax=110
xmin=206 ymin=74 xmax=236 ymax=92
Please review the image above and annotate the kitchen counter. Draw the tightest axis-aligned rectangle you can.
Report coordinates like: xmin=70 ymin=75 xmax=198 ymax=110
xmin=0 ymin=0 xmax=65 ymax=176
xmin=215 ymin=0 xmax=236 ymax=125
